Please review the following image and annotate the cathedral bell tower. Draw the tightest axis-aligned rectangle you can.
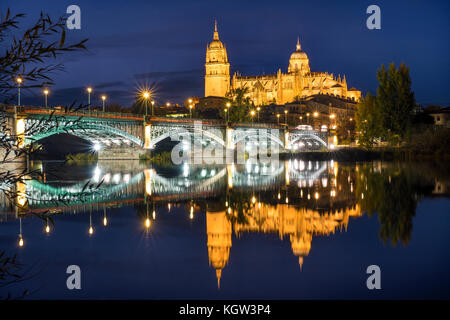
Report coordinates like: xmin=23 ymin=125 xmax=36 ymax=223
xmin=205 ymin=21 xmax=230 ymax=97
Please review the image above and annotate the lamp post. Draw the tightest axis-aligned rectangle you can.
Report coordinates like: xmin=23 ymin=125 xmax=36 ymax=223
xmin=257 ymin=107 xmax=261 ymax=122
xmin=43 ymin=89 xmax=49 ymax=108
xmin=87 ymin=87 xmax=93 ymax=112
xmin=306 ymin=112 xmax=310 ymax=125
xmin=276 ymin=113 xmax=280 ymax=125
xmin=101 ymin=95 xmax=106 ymax=112
xmin=151 ymin=101 xmax=155 ymax=116
xmin=250 ymin=110 xmax=255 ymax=126
xmin=224 ymin=107 xmax=228 ymax=122
xmin=142 ymin=91 xmax=150 ymax=117
xmin=16 ymin=77 xmax=23 ymax=113
xmin=190 ymin=104 xmax=193 ymax=118
xmin=284 ymin=109 xmax=288 ymax=127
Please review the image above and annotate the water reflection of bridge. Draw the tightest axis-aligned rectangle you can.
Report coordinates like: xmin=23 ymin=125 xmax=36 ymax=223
xmin=1 ymin=160 xmax=338 ymax=215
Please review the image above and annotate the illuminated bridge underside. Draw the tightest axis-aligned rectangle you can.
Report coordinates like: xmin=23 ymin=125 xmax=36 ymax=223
xmin=23 ymin=117 xmax=144 ymax=147
xmin=17 ymin=113 xmax=328 ymax=151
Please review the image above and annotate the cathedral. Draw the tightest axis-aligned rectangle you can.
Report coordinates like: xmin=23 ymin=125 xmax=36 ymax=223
xmin=205 ymin=22 xmax=361 ymax=105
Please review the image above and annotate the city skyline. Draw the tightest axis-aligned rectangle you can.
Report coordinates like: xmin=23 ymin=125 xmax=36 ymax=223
xmin=3 ymin=0 xmax=449 ymax=107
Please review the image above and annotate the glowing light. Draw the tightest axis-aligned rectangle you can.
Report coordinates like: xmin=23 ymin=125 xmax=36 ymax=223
xmin=166 ymin=102 xmax=171 ymax=107
xmin=315 ymin=192 xmax=319 ymax=200
xmin=190 ymin=206 xmax=194 ymax=220
xmin=142 ymin=91 xmax=150 ymax=99
xmin=330 ymin=114 xmax=335 ymax=119
xmin=103 ymin=217 xmax=108 ymax=226
xmin=188 ymin=98 xmax=193 ymax=104
xmin=101 ymin=95 xmax=106 ymax=101
xmin=18 ymin=237 xmax=24 ymax=247
xmin=17 ymin=77 xmax=23 ymax=84
xmin=89 ymin=226 xmax=94 ymax=235
xmin=87 ymin=87 xmax=92 ymax=93
xmin=285 ymin=197 xmax=289 ymax=204
xmin=43 ymin=89 xmax=49 ymax=95
xmin=45 ymin=225 xmax=50 ymax=233
xmin=152 ymin=210 xmax=156 ymax=220
xmin=226 ymin=102 xmax=231 ymax=107
xmin=228 ymin=207 xmax=232 ymax=214
xmin=93 ymin=143 xmax=101 ymax=151
xmin=313 ymin=112 xmax=318 ymax=117
xmin=252 ymin=196 xmax=256 ymax=204
xmin=145 ymin=218 xmax=151 ymax=229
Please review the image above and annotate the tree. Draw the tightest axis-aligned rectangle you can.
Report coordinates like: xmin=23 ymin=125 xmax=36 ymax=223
xmin=0 ymin=9 xmax=88 ymax=299
xmin=355 ymin=93 xmax=382 ymax=148
xmin=0 ymin=9 xmax=87 ymax=102
xmin=376 ymin=63 xmax=415 ymax=140
xmin=224 ymin=87 xmax=253 ymax=122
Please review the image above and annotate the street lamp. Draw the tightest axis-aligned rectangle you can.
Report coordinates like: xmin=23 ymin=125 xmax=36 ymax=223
xmin=87 ymin=87 xmax=93 ymax=111
xmin=16 ymin=77 xmax=23 ymax=113
xmin=101 ymin=95 xmax=107 ymax=112
xmin=276 ymin=113 xmax=280 ymax=125
xmin=43 ymin=89 xmax=49 ymax=108
xmin=189 ymin=104 xmax=193 ymax=118
xmin=142 ymin=91 xmax=150 ymax=117
xmin=250 ymin=110 xmax=255 ymax=126
xmin=257 ymin=107 xmax=261 ymax=122
xmin=284 ymin=109 xmax=288 ymax=127
xmin=306 ymin=112 xmax=310 ymax=124
xmin=224 ymin=107 xmax=228 ymax=122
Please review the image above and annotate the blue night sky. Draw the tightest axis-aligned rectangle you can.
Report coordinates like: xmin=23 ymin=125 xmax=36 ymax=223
xmin=3 ymin=0 xmax=450 ymax=107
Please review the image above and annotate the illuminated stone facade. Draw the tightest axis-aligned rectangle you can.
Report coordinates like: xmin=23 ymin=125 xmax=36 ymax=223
xmin=204 ymin=23 xmax=362 ymax=105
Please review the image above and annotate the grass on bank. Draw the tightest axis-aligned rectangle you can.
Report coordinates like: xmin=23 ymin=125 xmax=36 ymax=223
xmin=66 ymin=153 xmax=98 ymax=165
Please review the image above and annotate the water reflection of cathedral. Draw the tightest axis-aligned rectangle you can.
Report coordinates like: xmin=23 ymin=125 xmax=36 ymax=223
xmin=206 ymin=204 xmax=361 ymax=287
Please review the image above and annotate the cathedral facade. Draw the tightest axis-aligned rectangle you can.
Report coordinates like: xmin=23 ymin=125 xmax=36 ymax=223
xmin=205 ymin=23 xmax=361 ymax=105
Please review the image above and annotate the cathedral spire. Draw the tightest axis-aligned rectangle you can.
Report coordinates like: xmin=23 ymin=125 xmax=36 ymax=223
xmin=216 ymin=269 xmax=222 ymax=289
xmin=213 ymin=20 xmax=219 ymax=41
xmin=296 ymin=37 xmax=301 ymax=51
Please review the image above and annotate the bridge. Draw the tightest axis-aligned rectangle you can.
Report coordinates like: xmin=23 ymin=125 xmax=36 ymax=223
xmin=1 ymin=105 xmax=330 ymax=159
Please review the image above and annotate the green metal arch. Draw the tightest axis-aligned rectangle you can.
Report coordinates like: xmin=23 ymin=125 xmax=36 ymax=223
xmin=25 ymin=123 xmax=143 ymax=146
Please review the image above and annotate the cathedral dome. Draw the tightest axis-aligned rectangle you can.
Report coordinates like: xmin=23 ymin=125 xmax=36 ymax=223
xmin=208 ymin=21 xmax=224 ymax=49
xmin=290 ymin=38 xmax=308 ymax=60
xmin=209 ymin=40 xmax=224 ymax=49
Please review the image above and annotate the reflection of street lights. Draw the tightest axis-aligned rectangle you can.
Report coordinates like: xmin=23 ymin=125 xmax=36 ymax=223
xmin=43 ymin=89 xmax=49 ymax=108
xmin=101 ymin=95 xmax=106 ymax=112
xmin=87 ymin=87 xmax=93 ymax=111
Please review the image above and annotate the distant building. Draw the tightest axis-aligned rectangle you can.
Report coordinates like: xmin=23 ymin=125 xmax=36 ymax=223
xmin=204 ymin=22 xmax=362 ymax=106
xmin=427 ymin=107 xmax=450 ymax=128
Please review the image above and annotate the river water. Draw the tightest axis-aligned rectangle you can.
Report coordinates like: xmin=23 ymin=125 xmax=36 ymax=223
xmin=0 ymin=159 xmax=449 ymax=299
